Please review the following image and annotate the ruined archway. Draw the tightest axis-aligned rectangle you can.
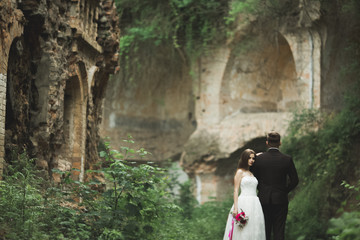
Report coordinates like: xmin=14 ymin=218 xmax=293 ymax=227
xmin=101 ymin=44 xmax=196 ymax=162
xmin=0 ymin=0 xmax=119 ymax=179
xmin=281 ymin=29 xmax=321 ymax=109
xmin=182 ymin=32 xmax=313 ymax=202
xmin=5 ymin=36 xmax=33 ymax=164
xmin=0 ymin=7 xmax=25 ymax=174
xmin=220 ymin=33 xmax=299 ymax=118
xmin=60 ymin=63 xmax=87 ymax=181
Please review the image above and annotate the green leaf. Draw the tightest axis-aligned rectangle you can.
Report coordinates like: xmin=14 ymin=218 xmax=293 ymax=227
xmin=100 ymin=151 xmax=107 ymax=158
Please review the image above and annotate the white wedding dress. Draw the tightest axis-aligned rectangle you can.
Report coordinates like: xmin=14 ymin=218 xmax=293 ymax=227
xmin=223 ymin=175 xmax=266 ymax=240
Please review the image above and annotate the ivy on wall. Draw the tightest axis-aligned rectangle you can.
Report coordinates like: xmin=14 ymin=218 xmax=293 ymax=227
xmin=114 ymin=0 xmax=303 ymax=82
xmin=116 ymin=0 xmax=229 ymax=56
xmin=115 ymin=0 xmax=229 ymax=82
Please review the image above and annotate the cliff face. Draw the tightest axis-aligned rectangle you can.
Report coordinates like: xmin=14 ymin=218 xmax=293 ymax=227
xmin=0 ymin=0 xmax=119 ymax=181
xmin=319 ymin=1 xmax=360 ymax=111
xmin=103 ymin=0 xmax=359 ymax=202
xmin=101 ymin=45 xmax=196 ymax=162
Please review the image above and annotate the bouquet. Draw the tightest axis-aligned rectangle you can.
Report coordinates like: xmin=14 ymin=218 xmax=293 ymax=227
xmin=228 ymin=208 xmax=249 ymax=240
xmin=233 ymin=209 xmax=249 ymax=229
xmin=228 ymin=209 xmax=249 ymax=239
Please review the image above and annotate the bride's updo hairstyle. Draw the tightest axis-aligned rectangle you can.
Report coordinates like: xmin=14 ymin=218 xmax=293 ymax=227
xmin=237 ymin=149 xmax=255 ymax=170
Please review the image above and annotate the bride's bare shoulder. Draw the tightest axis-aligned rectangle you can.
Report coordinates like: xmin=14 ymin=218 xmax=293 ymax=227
xmin=235 ymin=168 xmax=246 ymax=177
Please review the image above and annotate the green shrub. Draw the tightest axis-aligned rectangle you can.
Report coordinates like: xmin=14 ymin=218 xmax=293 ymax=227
xmin=0 ymin=152 xmax=44 ymax=239
xmin=282 ymin=101 xmax=360 ymax=239
xmin=0 ymin=152 xmax=91 ymax=239
xmin=88 ymin=137 xmax=182 ymax=239
xmin=327 ymin=180 xmax=360 ymax=240
xmin=327 ymin=211 xmax=360 ymax=240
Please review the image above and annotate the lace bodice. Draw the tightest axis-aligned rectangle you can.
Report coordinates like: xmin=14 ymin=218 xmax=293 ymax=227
xmin=239 ymin=175 xmax=258 ymax=197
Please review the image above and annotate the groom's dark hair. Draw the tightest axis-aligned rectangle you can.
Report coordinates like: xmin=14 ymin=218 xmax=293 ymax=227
xmin=267 ymin=131 xmax=281 ymax=147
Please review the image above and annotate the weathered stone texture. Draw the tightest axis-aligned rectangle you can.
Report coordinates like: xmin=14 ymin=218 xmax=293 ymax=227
xmin=0 ymin=0 xmax=25 ymax=174
xmin=185 ymin=0 xmax=359 ymax=202
xmin=101 ymin=45 xmax=195 ymax=162
xmin=102 ymin=0 xmax=358 ymax=202
xmin=0 ymin=0 xmax=119 ymax=180
xmin=178 ymin=1 xmax=326 ymax=202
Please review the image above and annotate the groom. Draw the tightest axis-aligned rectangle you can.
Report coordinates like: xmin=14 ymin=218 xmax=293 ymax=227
xmin=252 ymin=131 xmax=299 ymax=240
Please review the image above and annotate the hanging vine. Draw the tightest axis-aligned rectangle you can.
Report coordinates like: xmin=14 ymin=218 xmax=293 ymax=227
xmin=114 ymin=0 xmax=231 ymax=82
xmin=114 ymin=0 xmax=297 ymax=83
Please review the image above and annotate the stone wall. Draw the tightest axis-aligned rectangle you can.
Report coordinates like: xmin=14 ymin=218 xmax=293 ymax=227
xmin=179 ymin=19 xmax=324 ymax=202
xmin=101 ymin=0 xmax=357 ymax=203
xmin=0 ymin=0 xmax=25 ymax=175
xmin=102 ymin=0 xmax=323 ymax=203
xmin=101 ymin=45 xmax=196 ymax=162
xmin=0 ymin=0 xmax=119 ymax=180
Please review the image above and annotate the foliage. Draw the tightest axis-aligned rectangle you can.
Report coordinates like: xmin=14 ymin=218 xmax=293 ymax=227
xmin=327 ymin=180 xmax=360 ymax=240
xmin=225 ymin=0 xmax=261 ymax=25
xmin=96 ymin=137 xmax=233 ymax=239
xmin=114 ymin=0 xmax=230 ymax=82
xmin=0 ymin=139 xmax=181 ymax=239
xmin=0 ymin=139 xmax=236 ymax=239
xmin=282 ymin=91 xmax=360 ymax=239
xmin=0 ymin=152 xmax=44 ymax=239
xmin=115 ymin=0 xmax=289 ymax=54
xmin=90 ymin=137 xmax=181 ymax=239
xmin=114 ymin=0 xmax=301 ymax=85
xmin=340 ymin=180 xmax=360 ymax=209
xmin=176 ymin=180 xmax=197 ymax=218
xmin=185 ymin=198 xmax=232 ymax=239
xmin=282 ymin=17 xmax=360 ymax=239
xmin=116 ymin=0 xmax=229 ymax=55
xmin=155 ymin=184 xmax=233 ymax=240
xmin=0 ymin=152 xmax=92 ymax=239
xmin=327 ymin=211 xmax=360 ymax=240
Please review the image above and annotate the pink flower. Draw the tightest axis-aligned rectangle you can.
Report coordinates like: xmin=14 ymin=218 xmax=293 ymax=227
xmin=233 ymin=209 xmax=249 ymax=229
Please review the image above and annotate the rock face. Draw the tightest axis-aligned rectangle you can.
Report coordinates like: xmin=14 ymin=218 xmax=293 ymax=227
xmin=102 ymin=0 xmax=357 ymax=203
xmin=181 ymin=26 xmax=321 ymax=202
xmin=0 ymin=0 xmax=119 ymax=181
xmin=101 ymin=45 xmax=196 ymax=162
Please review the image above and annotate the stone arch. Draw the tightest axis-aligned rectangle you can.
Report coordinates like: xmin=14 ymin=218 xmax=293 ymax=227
xmin=181 ymin=33 xmax=302 ymax=192
xmin=61 ymin=62 xmax=87 ymax=181
xmin=193 ymin=47 xmax=231 ymax=126
xmin=4 ymin=36 xmax=33 ymax=162
xmin=281 ymin=29 xmax=321 ymax=109
xmin=182 ymin=28 xmax=321 ymax=204
xmin=0 ymin=8 xmax=24 ymax=175
xmin=5 ymin=37 xmax=23 ymax=162
xmin=220 ymin=32 xmax=301 ymax=119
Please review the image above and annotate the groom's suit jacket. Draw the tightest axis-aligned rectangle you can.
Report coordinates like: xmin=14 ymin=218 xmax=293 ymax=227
xmin=252 ymin=148 xmax=299 ymax=205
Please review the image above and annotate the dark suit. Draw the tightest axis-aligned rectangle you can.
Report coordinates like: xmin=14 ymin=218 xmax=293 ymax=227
xmin=252 ymin=148 xmax=299 ymax=240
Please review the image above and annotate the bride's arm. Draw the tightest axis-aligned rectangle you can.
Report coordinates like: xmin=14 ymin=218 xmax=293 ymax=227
xmin=232 ymin=169 xmax=243 ymax=217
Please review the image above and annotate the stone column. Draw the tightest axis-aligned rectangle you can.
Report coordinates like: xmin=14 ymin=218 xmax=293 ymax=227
xmin=195 ymin=47 xmax=231 ymax=126
xmin=283 ymin=29 xmax=321 ymax=109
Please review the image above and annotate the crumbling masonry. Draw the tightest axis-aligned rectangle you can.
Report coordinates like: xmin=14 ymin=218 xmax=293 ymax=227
xmin=0 ymin=0 xmax=119 ymax=181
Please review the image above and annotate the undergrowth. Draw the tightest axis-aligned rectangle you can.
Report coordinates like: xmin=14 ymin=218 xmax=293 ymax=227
xmin=0 ymin=139 xmax=231 ymax=239
xmin=282 ymin=6 xmax=360 ymax=237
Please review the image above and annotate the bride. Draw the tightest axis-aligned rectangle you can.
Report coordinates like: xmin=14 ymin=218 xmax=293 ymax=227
xmin=223 ymin=149 xmax=265 ymax=240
